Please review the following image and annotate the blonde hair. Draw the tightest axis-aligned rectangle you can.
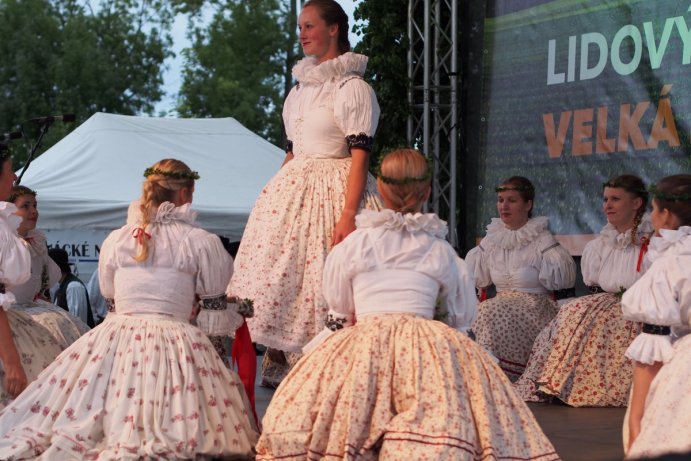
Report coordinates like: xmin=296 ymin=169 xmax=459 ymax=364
xmin=134 ymin=158 xmax=196 ymax=262
xmin=376 ymin=148 xmax=431 ymax=214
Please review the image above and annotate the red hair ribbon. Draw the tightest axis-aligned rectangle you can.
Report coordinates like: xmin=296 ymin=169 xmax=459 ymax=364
xmin=132 ymin=227 xmax=151 ymax=246
xmin=636 ymin=236 xmax=650 ymax=273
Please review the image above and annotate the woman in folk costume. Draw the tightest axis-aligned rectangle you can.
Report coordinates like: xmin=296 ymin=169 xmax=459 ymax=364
xmin=8 ymin=185 xmax=90 ymax=348
xmin=622 ymin=174 xmax=691 ymax=459
xmin=0 ymin=145 xmax=63 ymax=411
xmin=227 ymin=0 xmax=382 ymax=388
xmin=514 ymin=175 xmax=652 ymax=407
xmin=465 ymin=176 xmax=577 ymax=381
xmin=0 ymin=159 xmax=258 ymax=459
xmin=256 ymin=149 xmax=559 ymax=461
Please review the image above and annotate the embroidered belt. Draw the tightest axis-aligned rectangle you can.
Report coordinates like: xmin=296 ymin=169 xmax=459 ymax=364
xmin=325 ymin=313 xmax=347 ymax=331
xmin=202 ymin=295 xmax=227 ymax=311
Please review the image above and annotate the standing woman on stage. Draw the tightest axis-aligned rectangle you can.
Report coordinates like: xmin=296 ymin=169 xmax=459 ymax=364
xmin=0 ymin=159 xmax=258 ymax=459
xmin=515 ymin=174 xmax=652 ymax=407
xmin=465 ymin=176 xmax=577 ymax=381
xmin=8 ymin=185 xmax=90 ymax=348
xmin=0 ymin=145 xmax=63 ymax=410
xmin=622 ymin=174 xmax=691 ymax=459
xmin=228 ymin=0 xmax=381 ymax=387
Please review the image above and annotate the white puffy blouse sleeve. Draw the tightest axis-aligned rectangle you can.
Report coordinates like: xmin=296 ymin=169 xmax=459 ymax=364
xmin=334 ymin=77 xmax=380 ymax=147
xmin=182 ymin=230 xmax=242 ymax=335
xmin=0 ymin=226 xmax=31 ymax=310
xmin=436 ymin=248 xmax=478 ymax=333
xmin=537 ymin=234 xmax=577 ymax=291
xmin=97 ymin=231 xmax=118 ymax=303
xmin=581 ymin=237 xmax=604 ymax=287
xmin=464 ymin=240 xmax=492 ymax=289
xmin=622 ymin=254 xmax=689 ymax=364
xmin=282 ymin=85 xmax=298 ymax=150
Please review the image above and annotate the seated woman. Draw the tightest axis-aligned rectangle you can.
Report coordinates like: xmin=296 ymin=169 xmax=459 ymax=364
xmin=0 ymin=159 xmax=258 ymax=459
xmin=9 ymin=185 xmax=90 ymax=348
xmin=466 ymin=176 xmax=577 ymax=380
xmin=622 ymin=174 xmax=691 ymax=458
xmin=514 ymin=174 xmax=652 ymax=407
xmin=0 ymin=147 xmax=63 ymax=410
xmin=256 ymin=149 xmax=557 ymax=460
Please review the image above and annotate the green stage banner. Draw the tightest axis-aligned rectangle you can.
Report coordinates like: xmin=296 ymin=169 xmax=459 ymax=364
xmin=478 ymin=0 xmax=690 ymax=253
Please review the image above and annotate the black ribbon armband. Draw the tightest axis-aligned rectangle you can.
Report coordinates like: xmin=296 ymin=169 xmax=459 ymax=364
xmin=105 ymin=298 xmax=115 ymax=312
xmin=345 ymin=133 xmax=373 ymax=152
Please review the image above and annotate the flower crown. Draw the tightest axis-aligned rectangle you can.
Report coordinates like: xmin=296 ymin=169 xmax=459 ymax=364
xmin=495 ymin=185 xmax=534 ymax=193
xmin=143 ymin=167 xmax=200 ymax=181
xmin=602 ymin=180 xmax=647 ymax=196
xmin=9 ymin=187 xmax=37 ymax=203
xmin=376 ymin=156 xmax=433 ymax=186
xmin=649 ymin=183 xmax=691 ymax=202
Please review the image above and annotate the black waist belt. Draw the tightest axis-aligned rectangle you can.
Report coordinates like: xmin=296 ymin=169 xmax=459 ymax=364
xmin=642 ymin=323 xmax=671 ymax=335
xmin=587 ymin=285 xmax=606 ymax=294
xmin=554 ymin=287 xmax=576 ymax=300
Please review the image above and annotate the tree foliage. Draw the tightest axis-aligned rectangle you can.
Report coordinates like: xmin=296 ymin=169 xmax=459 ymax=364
xmin=353 ymin=0 xmax=410 ymax=163
xmin=0 ymin=0 xmax=173 ymax=167
xmin=176 ymin=0 xmax=291 ymax=145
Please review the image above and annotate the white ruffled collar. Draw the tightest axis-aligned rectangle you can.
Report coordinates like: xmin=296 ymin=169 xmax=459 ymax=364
xmin=646 ymin=226 xmax=691 ymax=262
xmin=0 ymin=201 xmax=22 ymax=231
xmin=483 ymin=216 xmax=549 ymax=250
xmin=23 ymin=229 xmax=47 ymax=250
xmin=126 ymin=200 xmax=198 ymax=227
xmin=599 ymin=213 xmax=654 ymax=250
xmin=355 ymin=209 xmax=448 ymax=238
xmin=292 ymin=52 xmax=368 ymax=85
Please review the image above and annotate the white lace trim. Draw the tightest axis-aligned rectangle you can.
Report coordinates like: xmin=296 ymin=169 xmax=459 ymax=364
xmin=0 ymin=202 xmax=22 ymax=231
xmin=646 ymin=226 xmax=691 ymax=263
xmin=599 ymin=213 xmax=654 ymax=250
xmin=126 ymin=200 xmax=198 ymax=227
xmin=356 ymin=209 xmax=448 ymax=239
xmin=625 ymin=333 xmax=675 ymax=365
xmin=292 ymin=52 xmax=368 ymax=85
xmin=482 ymin=216 xmax=549 ymax=250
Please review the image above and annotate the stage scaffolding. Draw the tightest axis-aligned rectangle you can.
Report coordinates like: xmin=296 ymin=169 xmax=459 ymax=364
xmin=407 ymin=0 xmax=459 ymax=247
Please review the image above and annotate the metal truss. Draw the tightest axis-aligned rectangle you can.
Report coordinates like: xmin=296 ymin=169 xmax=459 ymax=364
xmin=407 ymin=0 xmax=459 ymax=247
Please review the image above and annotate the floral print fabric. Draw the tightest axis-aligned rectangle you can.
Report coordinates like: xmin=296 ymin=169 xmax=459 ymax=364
xmin=472 ymin=291 xmax=559 ymax=381
xmin=257 ymin=315 xmax=558 ymax=461
xmin=514 ymin=293 xmax=640 ymax=407
xmin=0 ymin=313 xmax=258 ymax=459
xmin=0 ymin=310 xmax=63 ymax=410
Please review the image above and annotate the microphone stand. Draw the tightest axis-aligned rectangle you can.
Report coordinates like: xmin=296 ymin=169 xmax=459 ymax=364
xmin=15 ymin=120 xmax=52 ymax=186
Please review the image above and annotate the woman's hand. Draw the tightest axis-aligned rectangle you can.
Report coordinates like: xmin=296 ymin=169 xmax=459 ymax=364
xmin=4 ymin=360 xmax=28 ymax=398
xmin=332 ymin=210 xmax=357 ymax=246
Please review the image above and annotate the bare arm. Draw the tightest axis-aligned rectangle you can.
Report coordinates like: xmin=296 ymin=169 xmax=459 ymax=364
xmin=628 ymin=360 xmax=663 ymax=450
xmin=331 ymin=148 xmax=370 ymax=246
xmin=0 ymin=310 xmax=28 ymax=398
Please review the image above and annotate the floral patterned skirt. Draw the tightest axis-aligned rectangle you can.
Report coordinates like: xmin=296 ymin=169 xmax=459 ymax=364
xmin=256 ymin=315 xmax=558 ymax=461
xmin=0 ymin=310 xmax=63 ymax=410
xmin=514 ymin=293 xmax=640 ymax=407
xmin=626 ymin=334 xmax=691 ymax=459
xmin=16 ymin=301 xmax=90 ymax=349
xmin=0 ymin=312 xmax=259 ymax=460
xmin=472 ymin=291 xmax=558 ymax=381
xmin=230 ymin=157 xmax=381 ymax=354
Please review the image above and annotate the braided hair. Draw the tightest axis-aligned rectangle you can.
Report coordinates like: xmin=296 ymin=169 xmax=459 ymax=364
xmin=376 ymin=148 xmax=431 ymax=213
xmin=135 ymin=159 xmax=196 ymax=263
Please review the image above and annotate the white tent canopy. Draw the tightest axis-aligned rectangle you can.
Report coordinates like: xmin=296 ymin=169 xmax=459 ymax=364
xmin=18 ymin=112 xmax=283 ymax=236
xmin=16 ymin=113 xmax=283 ymax=279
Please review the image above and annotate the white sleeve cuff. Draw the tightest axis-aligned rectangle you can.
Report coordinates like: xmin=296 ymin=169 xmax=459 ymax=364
xmin=625 ymin=332 xmax=675 ymax=365
xmin=0 ymin=292 xmax=17 ymax=310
